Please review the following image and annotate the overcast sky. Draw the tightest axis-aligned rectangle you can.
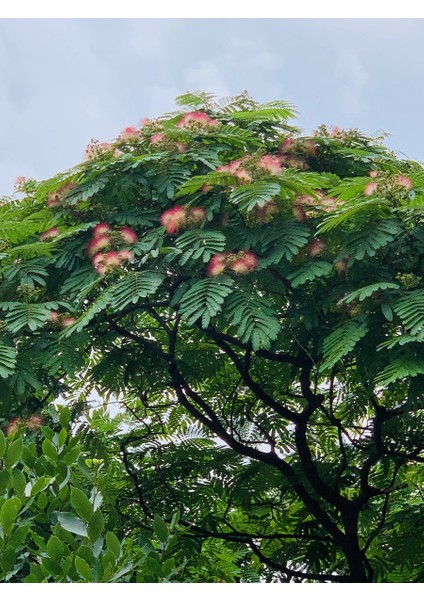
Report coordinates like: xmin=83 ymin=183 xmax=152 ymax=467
xmin=0 ymin=18 xmax=423 ymax=196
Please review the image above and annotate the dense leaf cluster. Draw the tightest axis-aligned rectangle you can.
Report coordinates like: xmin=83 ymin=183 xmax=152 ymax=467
xmin=0 ymin=91 xmax=423 ymax=582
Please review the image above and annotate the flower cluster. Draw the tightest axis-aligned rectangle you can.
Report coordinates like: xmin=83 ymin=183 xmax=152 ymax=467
xmin=87 ymin=223 xmax=138 ymax=274
xmin=293 ymin=192 xmax=340 ymax=221
xmin=176 ymin=111 xmax=219 ymax=130
xmin=39 ymin=227 xmax=60 ymax=242
xmin=4 ymin=414 xmax=44 ymax=436
xmin=160 ymin=205 xmax=207 ymax=235
xmin=208 ymin=251 xmax=259 ymax=276
xmin=258 ymin=154 xmax=283 ymax=175
xmin=85 ymin=139 xmax=122 ymax=160
xmin=48 ymin=311 xmax=77 ymax=329
xmin=246 ymin=200 xmax=279 ymax=225
xmin=46 ymin=182 xmax=77 ymax=208
xmin=216 ymin=158 xmax=252 ymax=183
xmin=364 ymin=172 xmax=413 ymax=197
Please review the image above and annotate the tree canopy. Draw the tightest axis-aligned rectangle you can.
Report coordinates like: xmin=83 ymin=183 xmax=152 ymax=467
xmin=0 ymin=91 xmax=423 ymax=583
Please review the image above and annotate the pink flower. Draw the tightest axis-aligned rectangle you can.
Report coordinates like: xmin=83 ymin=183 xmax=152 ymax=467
xmin=160 ymin=206 xmax=187 ymax=235
xmin=364 ymin=182 xmax=378 ymax=197
xmin=87 ymin=234 xmax=110 ymax=256
xmin=139 ymin=117 xmax=151 ymax=128
xmin=26 ymin=414 xmax=44 ymax=431
xmin=93 ymin=253 xmax=106 ymax=274
xmin=47 ymin=191 xmax=61 ymax=208
xmin=49 ymin=311 xmax=60 ymax=322
xmin=4 ymin=417 xmax=23 ymax=436
xmin=395 ymin=175 xmax=412 ymax=190
xmin=308 ymin=239 xmax=325 ymax=257
xmin=62 ymin=317 xmax=77 ymax=328
xmin=369 ymin=170 xmax=378 ymax=178
xmin=334 ymin=257 xmax=349 ymax=273
xmin=118 ymin=126 xmax=140 ymax=142
xmin=249 ymin=200 xmax=279 ymax=224
xmin=331 ymin=126 xmax=342 ymax=137
xmin=103 ymin=251 xmax=121 ymax=268
xmin=176 ymin=111 xmax=219 ymax=129
xmin=279 ymin=138 xmax=294 ymax=153
xmin=208 ymin=253 xmax=228 ymax=277
xmin=229 ymin=251 xmax=259 ymax=275
xmin=176 ymin=142 xmax=187 ymax=153
xmin=201 ymin=183 xmax=212 ymax=194
xmin=118 ymin=249 xmax=134 ymax=262
xmin=293 ymin=204 xmax=307 ymax=222
xmin=120 ymin=226 xmax=138 ymax=244
xmin=217 ymin=160 xmax=252 ymax=183
xmin=93 ymin=222 xmax=111 ymax=236
xmin=150 ymin=133 xmax=165 ymax=145
xmin=14 ymin=175 xmax=27 ymax=187
xmin=39 ymin=227 xmax=60 ymax=241
xmin=258 ymin=154 xmax=283 ymax=175
xmin=188 ymin=206 xmax=207 ymax=225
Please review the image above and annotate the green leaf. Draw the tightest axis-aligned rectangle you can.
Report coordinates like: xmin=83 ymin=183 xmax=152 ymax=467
xmin=338 ymin=282 xmax=400 ymax=305
xmin=105 ymin=531 xmax=121 ymax=559
xmin=88 ymin=509 xmax=104 ymax=543
xmin=70 ymin=487 xmax=93 ymax=522
xmin=175 ymin=230 xmax=226 ymax=265
xmin=153 ymin=515 xmax=169 ymax=543
xmin=47 ymin=535 xmax=65 ymax=561
xmin=0 ymin=497 xmax=22 ymax=535
xmin=0 ymin=340 xmax=17 ymax=379
xmin=56 ymin=512 xmax=88 ymax=537
xmin=74 ymin=555 xmax=93 ymax=581
xmin=225 ymin=289 xmax=280 ymax=350
xmin=0 ymin=429 xmax=6 ymax=458
xmin=394 ymin=290 xmax=424 ymax=336
xmin=179 ymin=275 xmax=234 ymax=328
xmin=288 ymin=260 xmax=333 ymax=288
xmin=375 ymin=356 xmax=424 ymax=386
xmin=4 ymin=438 xmax=23 ymax=468
xmin=42 ymin=438 xmax=58 ymax=464
xmin=320 ymin=321 xmax=369 ymax=371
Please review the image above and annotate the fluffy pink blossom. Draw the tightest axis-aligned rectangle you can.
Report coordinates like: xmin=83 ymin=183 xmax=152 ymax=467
xmin=49 ymin=311 xmax=60 ymax=322
xmin=150 ymin=133 xmax=165 ymax=145
xmin=201 ymin=183 xmax=212 ymax=194
xmin=364 ymin=182 xmax=378 ymax=197
xmin=188 ymin=206 xmax=207 ymax=225
xmin=26 ymin=414 xmax=44 ymax=431
xmin=229 ymin=251 xmax=259 ymax=275
xmin=118 ymin=126 xmax=140 ymax=142
xmin=208 ymin=253 xmax=228 ymax=277
xmin=87 ymin=234 xmax=110 ymax=256
xmin=395 ymin=175 xmax=412 ymax=190
xmin=308 ymin=239 xmax=325 ymax=257
xmin=61 ymin=317 xmax=77 ymax=328
xmin=216 ymin=159 xmax=252 ymax=183
xmin=93 ymin=222 xmax=111 ymax=236
xmin=250 ymin=200 xmax=279 ymax=224
xmin=331 ymin=126 xmax=342 ymax=137
xmin=103 ymin=251 xmax=121 ymax=268
xmin=258 ymin=154 xmax=283 ymax=175
xmin=160 ymin=206 xmax=187 ymax=235
xmin=92 ymin=253 xmax=106 ymax=274
xmin=139 ymin=118 xmax=151 ymax=128
xmin=4 ymin=417 xmax=23 ymax=436
xmin=176 ymin=111 xmax=219 ymax=129
xmin=47 ymin=191 xmax=61 ymax=208
xmin=292 ymin=204 xmax=307 ymax=222
xmin=176 ymin=142 xmax=188 ymax=153
xmin=118 ymin=249 xmax=134 ymax=262
xmin=39 ymin=227 xmax=60 ymax=241
xmin=14 ymin=175 xmax=27 ymax=187
xmin=280 ymin=138 xmax=294 ymax=153
xmin=120 ymin=226 xmax=138 ymax=244
xmin=369 ymin=170 xmax=379 ymax=178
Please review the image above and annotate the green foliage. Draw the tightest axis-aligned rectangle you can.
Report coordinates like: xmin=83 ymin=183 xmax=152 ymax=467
xmin=1 ymin=91 xmax=423 ymax=583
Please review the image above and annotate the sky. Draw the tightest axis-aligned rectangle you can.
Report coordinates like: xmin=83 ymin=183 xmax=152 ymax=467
xmin=0 ymin=18 xmax=423 ymax=197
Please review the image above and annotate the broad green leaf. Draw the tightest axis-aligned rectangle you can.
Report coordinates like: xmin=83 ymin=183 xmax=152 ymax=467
xmin=56 ymin=512 xmax=88 ymax=537
xmin=70 ymin=487 xmax=93 ymax=522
